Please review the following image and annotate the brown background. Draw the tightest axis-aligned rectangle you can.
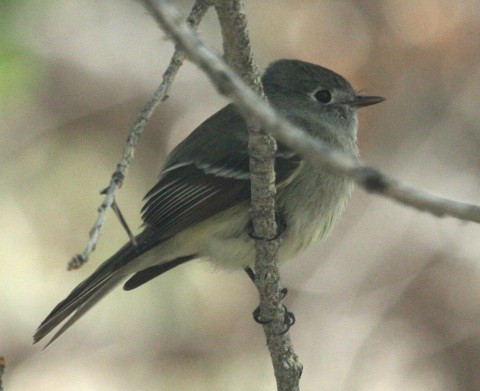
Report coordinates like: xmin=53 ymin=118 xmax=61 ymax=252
xmin=2 ymin=1 xmax=480 ymax=389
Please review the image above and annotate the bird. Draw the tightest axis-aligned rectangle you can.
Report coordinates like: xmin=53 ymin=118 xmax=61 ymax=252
xmin=34 ymin=59 xmax=384 ymax=347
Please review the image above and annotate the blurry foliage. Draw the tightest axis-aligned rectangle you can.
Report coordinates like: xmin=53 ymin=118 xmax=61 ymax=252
xmin=0 ymin=0 xmax=40 ymax=113
xmin=2 ymin=1 xmax=480 ymax=390
xmin=0 ymin=42 xmax=40 ymax=113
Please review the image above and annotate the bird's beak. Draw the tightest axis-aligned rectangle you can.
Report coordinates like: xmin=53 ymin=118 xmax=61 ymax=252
xmin=347 ymin=95 xmax=385 ymax=108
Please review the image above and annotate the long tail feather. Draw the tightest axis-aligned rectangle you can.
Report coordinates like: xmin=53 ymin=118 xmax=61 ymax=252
xmin=33 ymin=239 xmax=143 ymax=346
xmin=34 ymin=227 xmax=191 ymax=347
xmin=41 ymin=273 xmax=125 ymax=349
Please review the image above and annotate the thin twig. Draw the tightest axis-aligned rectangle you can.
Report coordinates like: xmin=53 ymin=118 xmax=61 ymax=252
xmin=0 ymin=357 xmax=5 ymax=391
xmin=67 ymin=0 xmax=211 ymax=270
xmin=99 ymin=186 xmax=137 ymax=245
xmin=110 ymin=200 xmax=137 ymax=246
xmin=141 ymin=0 xmax=480 ymax=227
xmin=214 ymin=1 xmax=302 ymax=389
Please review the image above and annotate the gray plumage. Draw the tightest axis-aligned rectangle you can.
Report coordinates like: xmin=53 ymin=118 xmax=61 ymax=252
xmin=34 ymin=59 xmax=383 ymax=347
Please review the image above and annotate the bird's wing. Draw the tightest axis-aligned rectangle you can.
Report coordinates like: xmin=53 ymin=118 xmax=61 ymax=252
xmin=141 ymin=157 xmax=250 ymax=233
xmin=140 ymin=104 xmax=302 ymax=238
xmin=123 ymin=145 xmax=301 ymax=291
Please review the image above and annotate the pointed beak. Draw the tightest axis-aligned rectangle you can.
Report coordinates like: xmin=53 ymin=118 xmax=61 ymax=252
xmin=347 ymin=95 xmax=385 ymax=108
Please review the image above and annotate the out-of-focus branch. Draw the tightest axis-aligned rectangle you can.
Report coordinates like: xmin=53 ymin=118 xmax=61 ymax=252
xmin=214 ymin=1 xmax=302 ymax=389
xmin=0 ymin=357 xmax=5 ymax=391
xmin=138 ymin=0 xmax=480 ymax=226
xmin=67 ymin=0 xmax=211 ymax=270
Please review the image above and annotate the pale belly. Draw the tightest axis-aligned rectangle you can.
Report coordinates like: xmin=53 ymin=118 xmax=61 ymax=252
xmin=139 ymin=171 xmax=353 ymax=272
xmin=194 ymin=172 xmax=353 ymax=270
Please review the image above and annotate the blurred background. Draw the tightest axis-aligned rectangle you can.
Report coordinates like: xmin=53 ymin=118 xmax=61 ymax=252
xmin=2 ymin=0 xmax=480 ymax=389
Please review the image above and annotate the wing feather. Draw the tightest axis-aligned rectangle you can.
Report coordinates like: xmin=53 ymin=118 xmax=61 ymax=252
xmin=141 ymin=164 xmax=250 ymax=233
xmin=141 ymin=145 xmax=303 ymax=236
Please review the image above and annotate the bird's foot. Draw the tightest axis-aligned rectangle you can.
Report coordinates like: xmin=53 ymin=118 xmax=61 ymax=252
xmin=251 ymin=288 xmax=295 ymax=335
xmin=247 ymin=212 xmax=286 ymax=241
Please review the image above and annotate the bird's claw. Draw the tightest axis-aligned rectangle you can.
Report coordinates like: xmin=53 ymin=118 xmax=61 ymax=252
xmin=252 ymin=304 xmax=295 ymax=335
xmin=247 ymin=212 xmax=286 ymax=241
xmin=252 ymin=288 xmax=295 ymax=335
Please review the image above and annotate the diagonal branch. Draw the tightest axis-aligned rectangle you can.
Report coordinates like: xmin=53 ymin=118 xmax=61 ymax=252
xmin=67 ymin=0 xmax=211 ymax=270
xmin=140 ymin=0 xmax=480 ymax=227
xmin=214 ymin=0 xmax=302 ymax=389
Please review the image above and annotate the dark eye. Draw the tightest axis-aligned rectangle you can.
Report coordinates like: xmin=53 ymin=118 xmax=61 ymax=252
xmin=314 ymin=89 xmax=332 ymax=103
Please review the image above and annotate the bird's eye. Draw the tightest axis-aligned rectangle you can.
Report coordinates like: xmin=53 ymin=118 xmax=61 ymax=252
xmin=313 ymin=89 xmax=332 ymax=103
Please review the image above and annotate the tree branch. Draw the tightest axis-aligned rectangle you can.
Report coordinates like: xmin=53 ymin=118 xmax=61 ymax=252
xmin=67 ymin=0 xmax=211 ymax=270
xmin=140 ymin=0 xmax=480 ymax=227
xmin=214 ymin=1 xmax=302 ymax=389
xmin=0 ymin=357 xmax=5 ymax=391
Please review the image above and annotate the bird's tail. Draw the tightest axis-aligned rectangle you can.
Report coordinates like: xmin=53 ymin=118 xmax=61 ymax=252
xmin=33 ymin=240 xmax=140 ymax=348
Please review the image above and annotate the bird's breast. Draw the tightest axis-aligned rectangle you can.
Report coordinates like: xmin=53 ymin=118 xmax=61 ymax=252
xmin=277 ymin=166 xmax=354 ymax=258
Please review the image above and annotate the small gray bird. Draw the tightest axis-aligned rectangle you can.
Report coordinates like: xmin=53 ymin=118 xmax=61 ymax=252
xmin=34 ymin=59 xmax=384 ymax=346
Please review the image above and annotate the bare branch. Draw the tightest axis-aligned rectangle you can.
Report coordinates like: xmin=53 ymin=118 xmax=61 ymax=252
xmin=214 ymin=0 xmax=302 ymax=389
xmin=109 ymin=199 xmax=137 ymax=246
xmin=67 ymin=0 xmax=211 ymax=270
xmin=215 ymin=1 xmax=263 ymax=92
xmin=140 ymin=0 xmax=480 ymax=227
xmin=0 ymin=357 xmax=5 ymax=391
